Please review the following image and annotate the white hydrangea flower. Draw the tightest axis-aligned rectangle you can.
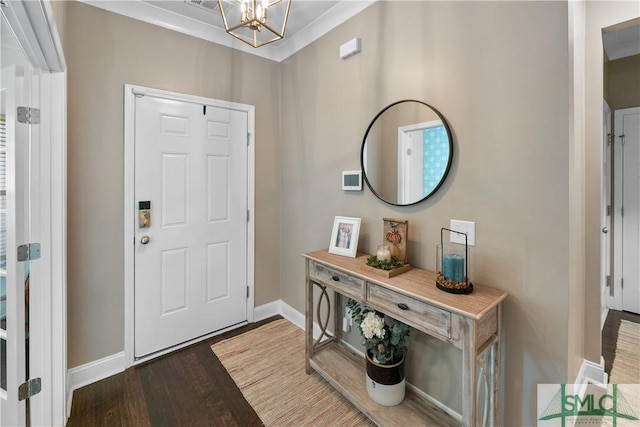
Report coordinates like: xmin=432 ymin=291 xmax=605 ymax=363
xmin=361 ymin=312 xmax=386 ymax=340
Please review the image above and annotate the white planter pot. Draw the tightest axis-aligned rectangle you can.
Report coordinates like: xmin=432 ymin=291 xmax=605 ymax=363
xmin=365 ymin=351 xmax=406 ymax=406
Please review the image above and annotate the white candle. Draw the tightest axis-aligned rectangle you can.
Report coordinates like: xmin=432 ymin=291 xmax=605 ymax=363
xmin=376 ymin=245 xmax=391 ymax=262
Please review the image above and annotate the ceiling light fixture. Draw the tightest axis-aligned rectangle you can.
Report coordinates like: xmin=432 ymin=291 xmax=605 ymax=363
xmin=217 ymin=0 xmax=291 ymax=48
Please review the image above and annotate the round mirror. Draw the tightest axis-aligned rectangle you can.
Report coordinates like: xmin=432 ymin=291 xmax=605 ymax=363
xmin=361 ymin=100 xmax=453 ymax=206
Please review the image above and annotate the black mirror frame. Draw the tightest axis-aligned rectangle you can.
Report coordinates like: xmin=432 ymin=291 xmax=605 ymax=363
xmin=360 ymin=99 xmax=454 ymax=206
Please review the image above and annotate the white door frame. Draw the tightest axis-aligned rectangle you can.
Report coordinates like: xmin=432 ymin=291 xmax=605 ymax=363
xmin=612 ymin=108 xmax=624 ymax=311
xmin=397 ymin=119 xmax=442 ymax=204
xmin=123 ymin=84 xmax=255 ymax=367
xmin=601 ymin=100 xmax=611 ymax=327
xmin=1 ymin=1 xmax=66 ymax=426
xmin=612 ymin=106 xmax=640 ymax=311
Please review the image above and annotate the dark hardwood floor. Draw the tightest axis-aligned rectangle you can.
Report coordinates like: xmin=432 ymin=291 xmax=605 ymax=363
xmin=601 ymin=309 xmax=640 ymax=377
xmin=66 ymin=309 xmax=639 ymax=426
xmin=66 ymin=317 xmax=283 ymax=427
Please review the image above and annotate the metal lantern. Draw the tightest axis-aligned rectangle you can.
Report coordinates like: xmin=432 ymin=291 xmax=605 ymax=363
xmin=436 ymin=228 xmax=473 ymax=294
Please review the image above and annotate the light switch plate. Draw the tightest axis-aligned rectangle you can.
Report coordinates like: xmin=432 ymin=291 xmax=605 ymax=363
xmin=450 ymin=220 xmax=476 ymax=246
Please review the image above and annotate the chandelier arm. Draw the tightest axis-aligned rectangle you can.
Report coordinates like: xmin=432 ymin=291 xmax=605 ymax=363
xmin=227 ymin=20 xmax=261 ymax=32
xmin=227 ymin=31 xmax=259 ymax=48
xmin=261 ymin=22 xmax=284 ymax=38
xmin=278 ymin=0 xmax=292 ymax=34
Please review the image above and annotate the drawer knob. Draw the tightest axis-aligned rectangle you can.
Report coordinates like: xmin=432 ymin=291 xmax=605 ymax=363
xmin=397 ymin=303 xmax=409 ymax=310
xmin=331 ymin=275 xmax=340 ymax=282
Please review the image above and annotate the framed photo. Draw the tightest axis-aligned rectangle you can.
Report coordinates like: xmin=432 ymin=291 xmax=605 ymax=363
xmin=328 ymin=216 xmax=361 ymax=258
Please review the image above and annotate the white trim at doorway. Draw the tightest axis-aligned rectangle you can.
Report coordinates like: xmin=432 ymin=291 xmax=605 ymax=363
xmin=123 ymin=84 xmax=255 ymax=368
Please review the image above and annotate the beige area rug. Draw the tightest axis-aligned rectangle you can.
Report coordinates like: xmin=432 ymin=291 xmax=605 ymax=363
xmin=610 ymin=320 xmax=640 ymax=384
xmin=605 ymin=320 xmax=640 ymax=427
xmin=211 ymin=319 xmax=374 ymax=427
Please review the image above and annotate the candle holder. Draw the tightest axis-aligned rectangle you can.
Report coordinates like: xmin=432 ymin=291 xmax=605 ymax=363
xmin=436 ymin=228 xmax=473 ymax=294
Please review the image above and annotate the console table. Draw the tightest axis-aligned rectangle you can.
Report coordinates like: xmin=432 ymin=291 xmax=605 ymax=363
xmin=303 ymin=250 xmax=508 ymax=427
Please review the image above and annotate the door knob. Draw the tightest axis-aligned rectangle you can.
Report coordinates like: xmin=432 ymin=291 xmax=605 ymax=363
xmin=602 ymin=227 xmax=608 ymax=234
xmin=140 ymin=235 xmax=150 ymax=245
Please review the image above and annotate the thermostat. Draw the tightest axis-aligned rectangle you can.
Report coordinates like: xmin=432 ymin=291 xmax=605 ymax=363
xmin=342 ymin=170 xmax=362 ymax=191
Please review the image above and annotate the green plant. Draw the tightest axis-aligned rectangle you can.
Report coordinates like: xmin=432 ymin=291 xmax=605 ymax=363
xmin=347 ymin=299 xmax=410 ymax=365
xmin=366 ymin=255 xmax=404 ymax=271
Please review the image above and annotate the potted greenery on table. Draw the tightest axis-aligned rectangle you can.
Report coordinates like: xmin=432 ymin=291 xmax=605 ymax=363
xmin=347 ymin=299 xmax=411 ymax=406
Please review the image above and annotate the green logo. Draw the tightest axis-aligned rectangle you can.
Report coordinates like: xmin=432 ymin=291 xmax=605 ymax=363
xmin=539 ymin=384 xmax=638 ymax=426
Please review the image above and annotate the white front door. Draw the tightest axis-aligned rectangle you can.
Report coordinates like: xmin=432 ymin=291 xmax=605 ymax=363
xmin=133 ymin=91 xmax=249 ymax=358
xmin=618 ymin=107 xmax=640 ymax=314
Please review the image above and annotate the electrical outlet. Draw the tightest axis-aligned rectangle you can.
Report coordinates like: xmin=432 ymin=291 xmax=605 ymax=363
xmin=450 ymin=220 xmax=476 ymax=246
xmin=343 ymin=308 xmax=353 ymax=332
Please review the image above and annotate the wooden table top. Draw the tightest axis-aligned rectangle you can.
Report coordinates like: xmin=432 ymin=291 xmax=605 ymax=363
xmin=304 ymin=250 xmax=508 ymax=320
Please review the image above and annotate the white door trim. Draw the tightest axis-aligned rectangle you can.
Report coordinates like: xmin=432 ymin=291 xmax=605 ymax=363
xmin=601 ymin=100 xmax=612 ymax=325
xmin=1 ymin=1 xmax=67 ymax=425
xmin=123 ymin=84 xmax=255 ymax=368
xmin=612 ymin=106 xmax=640 ymax=311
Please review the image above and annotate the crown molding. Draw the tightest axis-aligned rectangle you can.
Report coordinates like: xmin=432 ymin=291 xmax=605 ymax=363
xmin=79 ymin=0 xmax=279 ymax=60
xmin=78 ymin=0 xmax=375 ymax=62
xmin=272 ymin=0 xmax=376 ymax=62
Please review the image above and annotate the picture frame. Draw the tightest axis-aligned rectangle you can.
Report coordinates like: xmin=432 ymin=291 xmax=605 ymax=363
xmin=328 ymin=216 xmax=361 ymax=258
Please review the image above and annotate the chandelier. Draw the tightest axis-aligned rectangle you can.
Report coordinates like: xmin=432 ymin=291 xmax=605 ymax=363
xmin=217 ymin=0 xmax=292 ymax=48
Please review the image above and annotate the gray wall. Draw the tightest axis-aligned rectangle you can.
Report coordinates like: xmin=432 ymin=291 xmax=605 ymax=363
xmin=60 ymin=1 xmax=282 ymax=368
xmin=606 ymin=54 xmax=640 ymax=110
xmin=280 ymin=2 xmax=571 ymax=425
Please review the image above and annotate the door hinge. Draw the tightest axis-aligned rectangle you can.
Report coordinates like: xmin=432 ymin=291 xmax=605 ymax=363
xmin=607 ymin=204 xmax=611 ymax=216
xmin=620 ymin=134 xmax=625 ymax=146
xmin=18 ymin=378 xmax=41 ymax=401
xmin=247 ymin=286 xmax=250 ymax=298
xmin=17 ymin=243 xmax=41 ymax=262
xmin=607 ymin=133 xmax=612 ymax=145
xmin=247 ymin=210 xmax=250 ymax=222
xmin=247 ymin=133 xmax=250 ymax=146
xmin=621 ymin=206 xmax=625 ymax=217
xmin=606 ymin=275 xmax=611 ymax=287
xmin=17 ymin=107 xmax=40 ymax=124
xmin=621 ymin=278 xmax=624 ymax=289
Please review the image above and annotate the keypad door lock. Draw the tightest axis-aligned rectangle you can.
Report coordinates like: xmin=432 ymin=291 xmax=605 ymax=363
xmin=139 ymin=201 xmax=151 ymax=228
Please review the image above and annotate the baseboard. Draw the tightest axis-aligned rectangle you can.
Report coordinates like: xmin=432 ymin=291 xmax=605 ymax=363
xmin=253 ymin=299 xmax=281 ymax=322
xmin=66 ymin=351 xmax=126 ymax=416
xmin=574 ymin=357 xmax=608 ymax=398
xmin=601 ymin=306 xmax=609 ymax=331
xmin=65 ymin=301 xmax=310 ymax=417
xmin=254 ymin=299 xmax=322 ymax=338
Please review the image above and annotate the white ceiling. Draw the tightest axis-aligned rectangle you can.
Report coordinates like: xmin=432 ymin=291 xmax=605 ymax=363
xmin=80 ymin=0 xmax=375 ymax=62
xmin=603 ymin=19 xmax=640 ymax=61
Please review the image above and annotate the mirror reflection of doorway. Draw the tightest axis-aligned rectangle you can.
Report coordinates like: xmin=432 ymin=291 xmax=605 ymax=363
xmin=601 ymin=16 xmax=640 ymax=378
xmin=397 ymin=121 xmax=450 ymax=205
xmin=604 ymin=18 xmax=640 ymax=315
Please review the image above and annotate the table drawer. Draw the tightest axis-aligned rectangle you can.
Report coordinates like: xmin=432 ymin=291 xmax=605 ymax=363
xmin=310 ymin=261 xmax=364 ymax=298
xmin=367 ymin=283 xmax=451 ymax=338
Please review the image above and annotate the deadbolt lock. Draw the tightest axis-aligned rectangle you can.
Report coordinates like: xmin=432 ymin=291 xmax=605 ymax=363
xmin=139 ymin=201 xmax=151 ymax=228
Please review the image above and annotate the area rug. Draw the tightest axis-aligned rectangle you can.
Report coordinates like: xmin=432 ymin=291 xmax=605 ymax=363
xmin=211 ymin=319 xmax=374 ymax=426
xmin=605 ymin=319 xmax=640 ymax=427
xmin=610 ymin=319 xmax=640 ymax=384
